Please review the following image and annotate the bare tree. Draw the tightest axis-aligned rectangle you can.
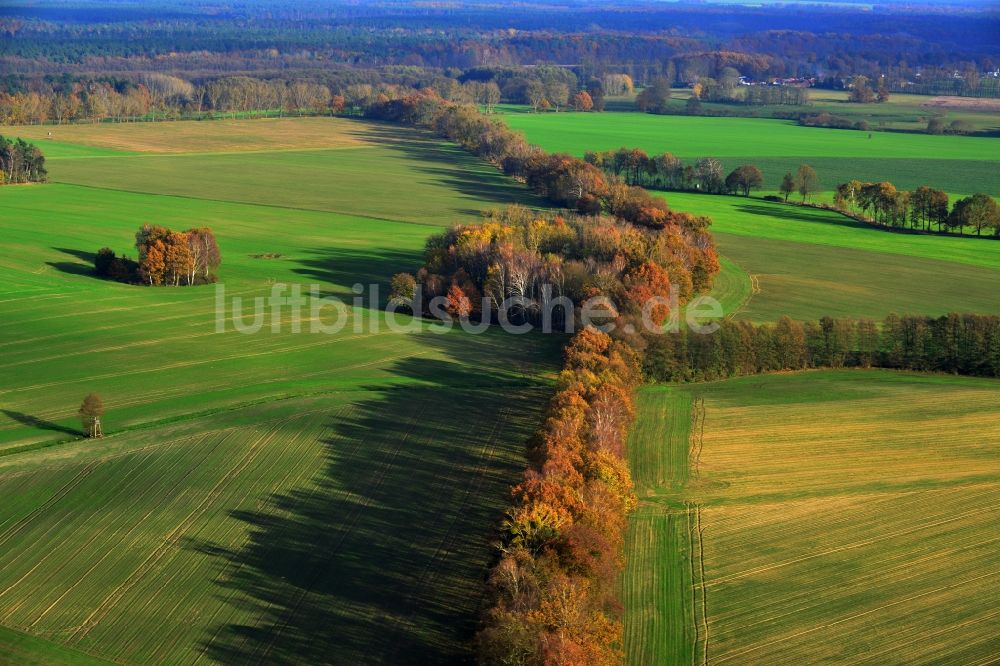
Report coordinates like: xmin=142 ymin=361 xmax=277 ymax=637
xmin=79 ymin=393 xmax=104 ymax=438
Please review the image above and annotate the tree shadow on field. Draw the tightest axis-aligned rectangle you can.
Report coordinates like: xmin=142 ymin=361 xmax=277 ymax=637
xmin=1 ymin=410 xmax=80 ymax=437
xmin=345 ymin=121 xmax=545 ymax=213
xmin=47 ymin=247 xmax=95 ymax=277
xmin=291 ymin=246 xmax=424 ymax=303
xmin=189 ymin=329 xmax=560 ymax=665
xmin=735 ymin=203 xmax=864 ymax=229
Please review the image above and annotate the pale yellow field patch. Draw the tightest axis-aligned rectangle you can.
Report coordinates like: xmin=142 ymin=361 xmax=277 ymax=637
xmin=0 ymin=116 xmax=374 ymax=154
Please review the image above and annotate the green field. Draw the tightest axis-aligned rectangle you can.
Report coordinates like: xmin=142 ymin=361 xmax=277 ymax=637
xmin=624 ymin=89 xmax=1000 ymax=134
xmin=16 ymin=120 xmax=538 ymax=227
xmin=625 ymin=371 xmax=1000 ymax=665
xmin=0 ymin=117 xmax=559 ymax=663
xmin=502 ymin=111 xmax=1000 ymax=195
xmin=677 ymin=193 xmax=1000 ymax=321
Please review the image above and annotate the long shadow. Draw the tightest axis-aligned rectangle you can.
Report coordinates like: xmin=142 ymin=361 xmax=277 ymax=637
xmin=46 ymin=247 xmax=96 ymax=277
xmin=54 ymin=247 xmax=97 ymax=262
xmin=343 ymin=120 xmax=545 ymax=210
xmin=291 ymin=246 xmax=424 ymax=302
xmin=191 ymin=330 xmax=560 ymax=665
xmin=733 ymin=202 xmax=862 ymax=228
xmin=46 ymin=261 xmax=94 ymax=277
xmin=1 ymin=410 xmax=80 ymax=437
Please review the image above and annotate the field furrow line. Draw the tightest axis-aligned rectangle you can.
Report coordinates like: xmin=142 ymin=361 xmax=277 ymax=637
xmin=0 ymin=329 xmax=406 ymax=397
xmin=68 ymin=425 xmax=283 ymax=642
xmin=712 ymin=570 xmax=1000 ymax=664
xmin=704 ymin=504 xmax=996 ymax=588
xmin=21 ymin=432 xmax=252 ymax=632
xmin=252 ymin=418 xmax=418 ymax=663
xmin=0 ymin=462 xmax=99 ymax=549
xmin=384 ymin=408 xmax=509 ymax=663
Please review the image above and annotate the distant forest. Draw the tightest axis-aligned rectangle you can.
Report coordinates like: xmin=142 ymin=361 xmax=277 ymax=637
xmin=2 ymin=0 xmax=998 ymax=99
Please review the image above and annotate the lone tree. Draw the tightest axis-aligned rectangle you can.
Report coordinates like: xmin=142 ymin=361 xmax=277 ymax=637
xmin=79 ymin=393 xmax=104 ymax=438
xmin=796 ymin=164 xmax=819 ymax=202
xmin=725 ymin=165 xmax=764 ymax=197
xmin=779 ymin=171 xmax=796 ymax=202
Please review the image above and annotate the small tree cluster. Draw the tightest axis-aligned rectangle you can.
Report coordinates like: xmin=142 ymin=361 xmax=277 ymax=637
xmin=635 ymin=79 xmax=672 ymax=114
xmin=0 ymin=135 xmax=47 ymax=184
xmin=724 ymin=165 xmax=764 ymax=197
xmin=583 ymin=148 xmax=771 ymax=198
xmin=778 ymin=164 xmax=819 ymax=202
xmin=836 ymin=181 xmax=999 ymax=235
xmin=95 ymin=224 xmax=221 ymax=285
xmin=847 ymin=75 xmax=888 ymax=104
xmin=394 ymin=205 xmax=718 ymax=329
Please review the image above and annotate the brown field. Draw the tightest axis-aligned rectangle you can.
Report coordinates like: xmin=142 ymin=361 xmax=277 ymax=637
xmin=625 ymin=371 xmax=1000 ymax=665
xmin=0 ymin=116 xmax=374 ymax=154
xmin=922 ymin=96 xmax=1000 ymax=112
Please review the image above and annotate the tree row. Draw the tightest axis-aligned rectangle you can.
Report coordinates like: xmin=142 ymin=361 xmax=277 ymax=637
xmin=834 ymin=182 xmax=1000 ymax=236
xmin=645 ymin=313 xmax=1000 ymax=382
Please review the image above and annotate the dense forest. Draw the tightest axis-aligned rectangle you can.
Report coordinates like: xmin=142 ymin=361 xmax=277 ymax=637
xmin=2 ymin=0 xmax=998 ymax=100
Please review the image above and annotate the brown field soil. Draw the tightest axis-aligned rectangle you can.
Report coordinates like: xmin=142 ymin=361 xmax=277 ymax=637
xmin=922 ymin=96 xmax=1000 ymax=112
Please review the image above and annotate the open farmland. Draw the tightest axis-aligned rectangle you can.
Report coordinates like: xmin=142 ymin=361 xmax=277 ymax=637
xmin=623 ymin=89 xmax=1000 ymax=134
xmin=625 ymin=371 xmax=1000 ymax=665
xmin=5 ymin=118 xmax=538 ymax=227
xmin=673 ymin=193 xmax=1000 ymax=321
xmin=502 ymin=111 xmax=1000 ymax=195
xmin=0 ymin=117 xmax=559 ymax=663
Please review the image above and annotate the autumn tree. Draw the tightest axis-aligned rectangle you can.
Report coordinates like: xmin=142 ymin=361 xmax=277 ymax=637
xmin=694 ymin=157 xmax=723 ymax=192
xmin=79 ymin=393 xmax=104 ymax=438
xmin=635 ymin=78 xmax=671 ymax=114
xmin=779 ymin=171 xmax=796 ymax=202
xmin=848 ymin=75 xmax=875 ymax=103
xmin=389 ymin=272 xmax=418 ymax=312
xmin=949 ymin=193 xmax=1000 ymax=236
xmin=602 ymin=73 xmax=634 ymax=96
xmin=140 ymin=240 xmax=167 ymax=285
xmin=525 ymin=79 xmax=546 ymax=112
xmin=571 ymin=91 xmax=594 ymax=112
xmin=185 ymin=227 xmax=222 ymax=281
xmin=724 ymin=164 xmax=764 ymax=197
xmin=546 ymin=82 xmax=570 ymax=112
xmin=445 ymin=283 xmax=474 ymax=317
xmin=132 ymin=223 xmax=219 ymax=285
xmin=796 ymin=164 xmax=819 ymax=202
